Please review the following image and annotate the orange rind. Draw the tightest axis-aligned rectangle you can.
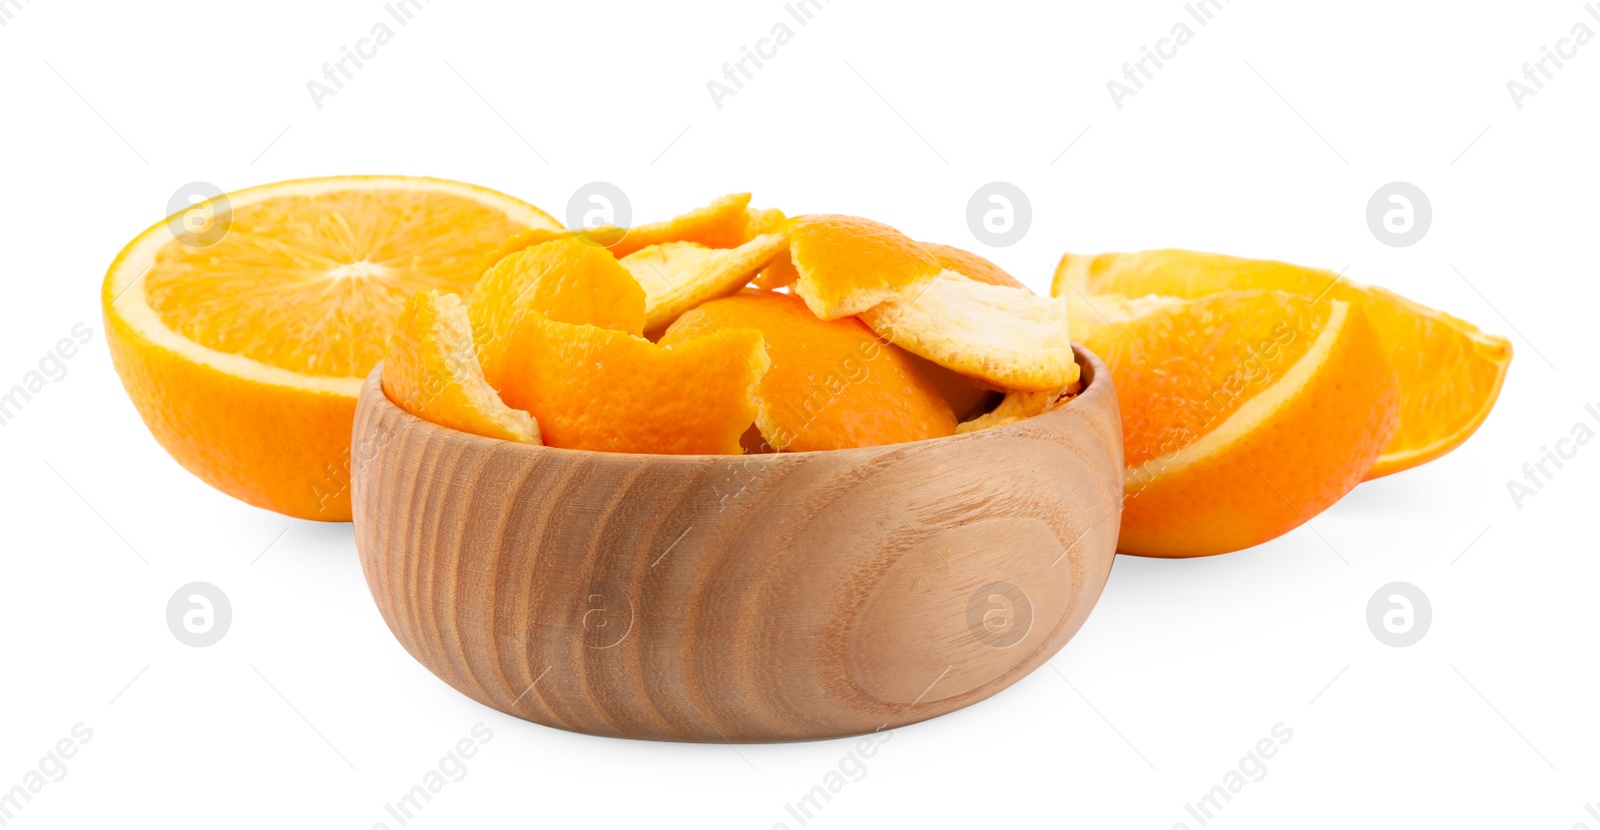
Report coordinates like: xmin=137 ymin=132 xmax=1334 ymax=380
xmin=921 ymin=241 xmax=1028 ymax=290
xmin=489 ymin=312 xmax=769 ymax=455
xmin=382 ymin=291 xmax=538 ymax=444
xmin=860 ymin=275 xmax=1077 ymax=392
xmin=469 ymin=237 xmax=646 ymax=385
xmin=488 ymin=193 xmax=782 ymax=264
xmin=661 ymin=290 xmax=956 ymax=452
xmin=619 ymin=232 xmax=790 ymax=336
xmin=788 ymin=214 xmax=943 ymax=319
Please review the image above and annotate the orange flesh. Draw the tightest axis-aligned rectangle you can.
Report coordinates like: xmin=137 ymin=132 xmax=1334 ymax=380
xmin=145 ymin=189 xmax=526 ymax=378
xmin=1084 ymin=292 xmax=1325 ymax=467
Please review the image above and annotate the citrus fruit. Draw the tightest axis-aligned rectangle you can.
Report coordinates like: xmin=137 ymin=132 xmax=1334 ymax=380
xmin=103 ymin=176 xmax=558 ymax=520
xmin=1070 ymin=290 xmax=1401 ymax=557
xmin=618 ymin=232 xmax=790 ymax=336
xmin=1055 ymin=249 xmax=1511 ymax=478
xmin=488 ymin=312 xmax=769 ymax=454
xmin=661 ymin=290 xmax=956 ymax=452
xmin=382 ymin=290 xmax=537 ymax=444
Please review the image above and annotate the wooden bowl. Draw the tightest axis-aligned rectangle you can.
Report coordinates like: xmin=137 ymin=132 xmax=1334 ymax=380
xmin=352 ymin=346 xmax=1123 ymax=742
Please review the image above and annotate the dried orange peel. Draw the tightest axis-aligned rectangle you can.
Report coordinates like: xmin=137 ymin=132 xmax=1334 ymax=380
xmin=1055 ymin=249 xmax=1513 ymax=478
xmin=620 ymin=232 xmax=790 ymax=336
xmin=662 ymin=290 xmax=955 ymax=452
xmin=382 ymin=291 xmax=538 ymax=444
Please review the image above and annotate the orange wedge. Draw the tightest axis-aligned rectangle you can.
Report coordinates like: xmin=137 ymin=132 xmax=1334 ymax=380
xmin=382 ymin=291 xmax=537 ymax=444
xmin=1071 ymin=290 xmax=1401 ymax=557
xmin=1055 ymin=249 xmax=1512 ymax=478
xmin=103 ymin=176 xmax=559 ymax=520
xmin=489 ymin=312 xmax=769 ymax=454
xmin=661 ymin=290 xmax=956 ymax=451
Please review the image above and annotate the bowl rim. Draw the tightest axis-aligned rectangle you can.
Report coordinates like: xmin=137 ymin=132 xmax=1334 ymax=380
xmin=358 ymin=344 xmax=1111 ymax=466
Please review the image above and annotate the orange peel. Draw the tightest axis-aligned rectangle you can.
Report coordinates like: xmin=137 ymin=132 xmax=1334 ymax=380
xmin=860 ymin=275 xmax=1078 ymax=392
xmin=382 ymin=291 xmax=538 ymax=444
xmin=788 ymin=214 xmax=942 ymax=320
xmin=489 ymin=312 xmax=769 ymax=454
xmin=619 ymin=233 xmax=790 ymax=336
xmin=920 ymin=241 xmax=1028 ymax=290
xmin=661 ymin=290 xmax=955 ymax=452
xmin=468 ymin=237 xmax=646 ymax=385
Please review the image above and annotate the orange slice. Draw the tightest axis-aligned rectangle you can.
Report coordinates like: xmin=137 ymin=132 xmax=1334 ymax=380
xmin=661 ymin=290 xmax=956 ymax=452
xmin=469 ymin=237 xmax=645 ymax=386
xmin=382 ymin=291 xmax=537 ymax=444
xmin=860 ymin=276 xmax=1077 ymax=392
xmin=1055 ymin=249 xmax=1512 ymax=478
xmin=920 ymin=241 xmax=1027 ymax=290
xmin=1071 ymin=290 xmax=1401 ymax=557
xmin=618 ymin=233 xmax=790 ymax=336
xmin=103 ymin=176 xmax=559 ymax=520
xmin=489 ymin=313 xmax=769 ymax=454
xmin=788 ymin=214 xmax=942 ymax=319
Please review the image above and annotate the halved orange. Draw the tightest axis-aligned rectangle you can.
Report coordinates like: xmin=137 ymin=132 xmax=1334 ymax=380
xmin=661 ymin=290 xmax=956 ymax=451
xmin=103 ymin=176 xmax=558 ymax=520
xmin=1055 ymin=249 xmax=1512 ymax=478
xmin=382 ymin=290 xmax=538 ymax=444
xmin=1070 ymin=290 xmax=1401 ymax=557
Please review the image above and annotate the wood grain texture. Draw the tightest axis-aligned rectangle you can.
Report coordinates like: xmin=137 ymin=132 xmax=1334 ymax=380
xmin=352 ymin=346 xmax=1123 ymax=742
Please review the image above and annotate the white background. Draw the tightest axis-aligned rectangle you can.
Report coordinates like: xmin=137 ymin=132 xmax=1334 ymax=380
xmin=1 ymin=0 xmax=1596 ymax=827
